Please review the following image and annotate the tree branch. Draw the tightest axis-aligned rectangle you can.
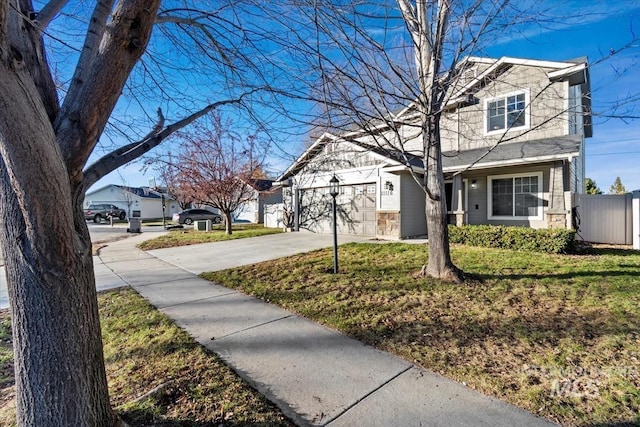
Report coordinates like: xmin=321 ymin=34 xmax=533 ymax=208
xmin=55 ymin=0 xmax=162 ymax=188
xmin=82 ymin=91 xmax=257 ymax=191
xmin=60 ymin=0 xmax=115 ymax=114
xmin=36 ymin=0 xmax=69 ymax=29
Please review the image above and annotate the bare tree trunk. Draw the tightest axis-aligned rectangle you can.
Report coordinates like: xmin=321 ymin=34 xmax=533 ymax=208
xmin=423 ymin=114 xmax=463 ymax=283
xmin=398 ymin=0 xmax=463 ymax=283
xmin=0 ymin=70 xmax=118 ymax=426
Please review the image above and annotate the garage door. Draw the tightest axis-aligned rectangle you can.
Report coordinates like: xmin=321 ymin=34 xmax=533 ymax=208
xmin=299 ymin=183 xmax=377 ymax=236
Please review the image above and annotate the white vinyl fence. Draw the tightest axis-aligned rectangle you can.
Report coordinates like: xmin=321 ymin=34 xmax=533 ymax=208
xmin=264 ymin=203 xmax=285 ymax=229
xmin=575 ymin=192 xmax=638 ymax=246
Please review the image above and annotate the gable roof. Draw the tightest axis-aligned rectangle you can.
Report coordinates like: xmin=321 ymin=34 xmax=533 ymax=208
xmin=451 ymin=56 xmax=588 ymax=99
xmin=279 ymin=133 xmax=581 ymax=180
xmin=277 ymin=133 xmax=407 ymax=182
xmin=278 ymin=55 xmax=590 ymax=181
xmin=244 ymin=179 xmax=275 ymax=192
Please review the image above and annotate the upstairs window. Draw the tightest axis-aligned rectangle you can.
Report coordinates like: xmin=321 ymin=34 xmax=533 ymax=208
xmin=485 ymin=90 xmax=529 ymax=134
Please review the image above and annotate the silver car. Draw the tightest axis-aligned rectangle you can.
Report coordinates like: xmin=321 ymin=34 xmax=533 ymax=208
xmin=172 ymin=209 xmax=223 ymax=225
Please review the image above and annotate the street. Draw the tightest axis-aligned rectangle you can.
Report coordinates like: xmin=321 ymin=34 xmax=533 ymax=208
xmin=0 ymin=222 xmax=167 ymax=309
xmin=0 ymin=222 xmax=134 ymax=266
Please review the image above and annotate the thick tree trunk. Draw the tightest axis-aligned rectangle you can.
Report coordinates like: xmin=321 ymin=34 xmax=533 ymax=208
xmin=0 ymin=65 xmax=117 ymax=425
xmin=423 ymin=114 xmax=463 ymax=283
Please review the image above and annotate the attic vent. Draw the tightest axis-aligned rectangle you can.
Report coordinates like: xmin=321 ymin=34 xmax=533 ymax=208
xmin=460 ymin=67 xmax=477 ymax=86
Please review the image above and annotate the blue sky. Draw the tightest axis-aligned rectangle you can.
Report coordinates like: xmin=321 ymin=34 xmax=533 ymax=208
xmin=88 ymin=2 xmax=640 ymax=193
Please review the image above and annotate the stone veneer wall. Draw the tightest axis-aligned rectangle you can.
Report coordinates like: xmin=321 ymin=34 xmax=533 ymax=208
xmin=377 ymin=211 xmax=400 ymax=238
xmin=546 ymin=212 xmax=568 ymax=229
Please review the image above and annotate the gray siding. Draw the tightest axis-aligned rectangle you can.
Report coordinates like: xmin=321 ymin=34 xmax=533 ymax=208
xmin=400 ymin=173 xmax=427 ymax=237
xmin=461 ymin=164 xmax=553 ymax=229
xmin=398 ymin=63 xmax=572 ymax=154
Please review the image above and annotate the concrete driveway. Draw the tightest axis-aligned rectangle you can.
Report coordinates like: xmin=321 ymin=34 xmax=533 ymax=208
xmin=1 ymin=230 xmax=368 ymax=309
xmin=147 ymin=231 xmax=370 ymax=275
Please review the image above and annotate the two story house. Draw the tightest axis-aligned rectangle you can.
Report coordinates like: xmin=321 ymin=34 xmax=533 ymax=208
xmin=277 ymin=56 xmax=592 ymax=238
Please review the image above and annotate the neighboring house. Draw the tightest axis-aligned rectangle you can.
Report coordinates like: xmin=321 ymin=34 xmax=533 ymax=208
xmin=84 ymin=185 xmax=181 ymax=220
xmin=233 ymin=179 xmax=283 ymax=223
xmin=276 ymin=56 xmax=591 ymax=238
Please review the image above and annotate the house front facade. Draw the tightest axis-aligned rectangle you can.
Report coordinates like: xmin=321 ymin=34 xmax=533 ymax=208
xmin=277 ymin=56 xmax=591 ymax=238
xmin=84 ymin=185 xmax=181 ymax=219
xmin=232 ymin=179 xmax=283 ymax=223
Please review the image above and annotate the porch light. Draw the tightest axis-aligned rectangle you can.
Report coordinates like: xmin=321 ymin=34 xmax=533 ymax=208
xmin=384 ymin=181 xmax=394 ymax=191
xmin=471 ymin=180 xmax=477 ymax=189
xmin=329 ymin=174 xmax=340 ymax=197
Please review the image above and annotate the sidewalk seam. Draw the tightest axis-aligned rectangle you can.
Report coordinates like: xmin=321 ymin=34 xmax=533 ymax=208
xmin=155 ymin=291 xmax=239 ymax=309
xmin=205 ymin=314 xmax=294 ymax=342
xmin=322 ymin=365 xmax=413 ymax=426
xmin=129 ymin=276 xmax=204 ymax=288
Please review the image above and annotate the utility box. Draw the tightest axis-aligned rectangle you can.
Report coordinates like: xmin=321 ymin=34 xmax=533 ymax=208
xmin=194 ymin=220 xmax=212 ymax=231
xmin=127 ymin=218 xmax=142 ymax=233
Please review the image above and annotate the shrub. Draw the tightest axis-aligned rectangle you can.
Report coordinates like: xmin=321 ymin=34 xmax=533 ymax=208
xmin=448 ymin=225 xmax=575 ymax=254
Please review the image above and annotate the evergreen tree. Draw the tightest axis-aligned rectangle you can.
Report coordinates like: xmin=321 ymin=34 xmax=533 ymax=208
xmin=585 ymin=177 xmax=603 ymax=194
xmin=609 ymin=176 xmax=627 ymax=194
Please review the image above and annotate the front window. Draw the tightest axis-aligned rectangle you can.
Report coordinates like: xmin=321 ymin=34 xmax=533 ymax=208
xmin=488 ymin=173 xmax=542 ymax=220
xmin=486 ymin=91 xmax=528 ymax=134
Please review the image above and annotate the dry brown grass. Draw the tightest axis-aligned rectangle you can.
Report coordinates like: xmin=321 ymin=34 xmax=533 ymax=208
xmin=203 ymin=242 xmax=640 ymax=427
xmin=0 ymin=290 xmax=292 ymax=426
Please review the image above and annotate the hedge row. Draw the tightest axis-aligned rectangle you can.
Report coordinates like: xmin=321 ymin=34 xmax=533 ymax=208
xmin=448 ymin=225 xmax=576 ymax=254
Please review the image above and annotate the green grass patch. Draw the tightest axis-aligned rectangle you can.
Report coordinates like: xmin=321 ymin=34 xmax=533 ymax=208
xmin=0 ymin=289 xmax=292 ymax=426
xmin=137 ymin=224 xmax=283 ymax=250
xmin=202 ymin=243 xmax=640 ymax=427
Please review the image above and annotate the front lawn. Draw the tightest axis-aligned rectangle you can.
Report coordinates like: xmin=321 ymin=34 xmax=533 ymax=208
xmin=0 ymin=289 xmax=292 ymax=426
xmin=138 ymin=224 xmax=283 ymax=250
xmin=201 ymin=243 xmax=640 ymax=427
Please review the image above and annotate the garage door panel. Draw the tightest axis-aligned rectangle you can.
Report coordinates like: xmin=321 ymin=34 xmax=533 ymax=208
xmin=299 ymin=183 xmax=377 ymax=236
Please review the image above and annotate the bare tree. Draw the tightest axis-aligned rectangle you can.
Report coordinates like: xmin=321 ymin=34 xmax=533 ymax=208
xmin=157 ymin=158 xmax=194 ymax=210
xmin=266 ymin=1 xmax=630 ymax=282
xmin=0 ymin=1 xmax=276 ymax=424
xmin=264 ymin=0 xmax=524 ymax=282
xmin=155 ymin=114 xmax=269 ymax=234
xmin=395 ymin=0 xmax=463 ymax=282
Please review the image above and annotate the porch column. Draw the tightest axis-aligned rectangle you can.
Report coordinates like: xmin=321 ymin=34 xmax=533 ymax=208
xmin=547 ymin=160 xmax=569 ymax=229
xmin=452 ymin=174 xmax=465 ymax=226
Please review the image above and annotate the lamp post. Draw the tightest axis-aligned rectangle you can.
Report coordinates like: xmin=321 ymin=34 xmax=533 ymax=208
xmin=329 ymin=174 xmax=340 ymax=274
xmin=161 ymin=194 xmax=166 ymax=229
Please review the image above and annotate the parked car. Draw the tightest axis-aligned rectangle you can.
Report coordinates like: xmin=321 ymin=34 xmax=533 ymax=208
xmin=172 ymin=209 xmax=223 ymax=225
xmin=84 ymin=204 xmax=127 ymax=223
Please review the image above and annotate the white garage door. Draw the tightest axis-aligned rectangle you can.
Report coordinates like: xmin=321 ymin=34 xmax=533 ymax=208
xmin=299 ymin=183 xmax=377 ymax=236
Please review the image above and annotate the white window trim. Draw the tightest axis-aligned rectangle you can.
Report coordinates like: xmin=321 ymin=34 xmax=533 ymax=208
xmin=487 ymin=172 xmax=544 ymax=221
xmin=484 ymin=89 xmax=530 ymax=136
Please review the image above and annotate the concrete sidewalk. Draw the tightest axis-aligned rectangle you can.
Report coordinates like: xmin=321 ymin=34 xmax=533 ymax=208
xmin=97 ymin=232 xmax=555 ymax=427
